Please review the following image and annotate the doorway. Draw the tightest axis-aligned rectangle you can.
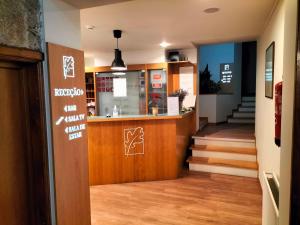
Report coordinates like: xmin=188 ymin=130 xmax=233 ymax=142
xmin=0 ymin=47 xmax=51 ymax=225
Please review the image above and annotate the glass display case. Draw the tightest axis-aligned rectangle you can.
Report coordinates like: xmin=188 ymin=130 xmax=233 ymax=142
xmin=85 ymin=72 xmax=96 ymax=116
xmin=96 ymin=70 xmax=146 ymax=116
xmin=148 ymin=69 xmax=168 ymax=114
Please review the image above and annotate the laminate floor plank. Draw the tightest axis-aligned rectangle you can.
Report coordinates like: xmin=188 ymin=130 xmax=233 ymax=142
xmin=90 ymin=172 xmax=262 ymax=225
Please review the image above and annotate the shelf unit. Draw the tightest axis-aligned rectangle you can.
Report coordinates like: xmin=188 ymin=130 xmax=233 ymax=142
xmin=84 ymin=61 xmax=197 ymax=116
xmin=85 ymin=72 xmax=96 ymax=116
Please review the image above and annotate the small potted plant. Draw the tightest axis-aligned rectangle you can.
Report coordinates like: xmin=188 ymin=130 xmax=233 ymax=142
xmin=149 ymin=93 xmax=161 ymax=116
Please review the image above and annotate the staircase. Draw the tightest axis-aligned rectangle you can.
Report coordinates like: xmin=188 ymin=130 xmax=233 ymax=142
xmin=228 ymin=96 xmax=255 ymax=124
xmin=188 ymin=133 xmax=258 ymax=178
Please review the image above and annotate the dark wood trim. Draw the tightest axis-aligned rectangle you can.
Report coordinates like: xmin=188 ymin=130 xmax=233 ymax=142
xmin=0 ymin=45 xmax=43 ymax=62
xmin=290 ymin=2 xmax=300 ymax=224
xmin=22 ymin=62 xmax=51 ymax=225
xmin=0 ymin=46 xmax=51 ymax=225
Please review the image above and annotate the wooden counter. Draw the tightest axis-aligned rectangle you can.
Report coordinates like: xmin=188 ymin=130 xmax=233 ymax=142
xmin=87 ymin=111 xmax=196 ymax=185
xmin=87 ymin=111 xmax=194 ymax=122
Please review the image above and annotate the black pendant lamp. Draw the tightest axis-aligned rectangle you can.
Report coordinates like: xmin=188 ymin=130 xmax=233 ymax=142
xmin=111 ymin=30 xmax=127 ymax=71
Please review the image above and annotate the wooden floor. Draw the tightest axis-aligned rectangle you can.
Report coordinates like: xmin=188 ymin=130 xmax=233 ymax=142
xmin=90 ymin=172 xmax=262 ymax=225
xmin=195 ymin=124 xmax=255 ymax=140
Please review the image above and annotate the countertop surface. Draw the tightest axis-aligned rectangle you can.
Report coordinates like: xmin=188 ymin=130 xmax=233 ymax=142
xmin=87 ymin=110 xmax=194 ymax=123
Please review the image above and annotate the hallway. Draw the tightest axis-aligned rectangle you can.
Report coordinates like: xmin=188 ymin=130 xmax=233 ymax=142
xmin=90 ymin=172 xmax=262 ymax=225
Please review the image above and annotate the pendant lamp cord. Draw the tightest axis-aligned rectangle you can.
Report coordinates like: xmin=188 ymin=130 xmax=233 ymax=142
xmin=116 ymin=38 xmax=119 ymax=49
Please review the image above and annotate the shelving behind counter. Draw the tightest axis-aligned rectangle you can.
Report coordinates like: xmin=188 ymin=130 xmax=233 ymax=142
xmin=84 ymin=61 xmax=197 ymax=117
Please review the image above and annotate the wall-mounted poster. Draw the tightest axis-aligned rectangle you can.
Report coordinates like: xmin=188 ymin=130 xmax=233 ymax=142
xmin=151 ymin=73 xmax=162 ymax=89
xmin=220 ymin=63 xmax=234 ymax=93
xmin=220 ymin=63 xmax=234 ymax=84
xmin=265 ymin=42 xmax=275 ymax=99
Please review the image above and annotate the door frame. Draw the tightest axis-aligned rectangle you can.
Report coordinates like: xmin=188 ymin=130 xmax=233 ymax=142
xmin=0 ymin=45 xmax=51 ymax=225
xmin=290 ymin=1 xmax=300 ymax=224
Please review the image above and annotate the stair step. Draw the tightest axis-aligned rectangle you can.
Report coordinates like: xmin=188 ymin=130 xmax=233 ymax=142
xmin=199 ymin=117 xmax=208 ymax=131
xmin=193 ymin=136 xmax=255 ymax=148
xmin=188 ymin=156 xmax=258 ymax=178
xmin=191 ymin=145 xmax=256 ymax=162
xmin=233 ymin=112 xmax=255 ymax=118
xmin=242 ymin=102 xmax=255 ymax=107
xmin=187 ymin=156 xmax=258 ymax=170
xmin=242 ymin=96 xmax=256 ymax=102
xmin=228 ymin=118 xmax=255 ymax=124
xmin=190 ymin=145 xmax=257 ymax=155
xmin=239 ymin=107 xmax=255 ymax=112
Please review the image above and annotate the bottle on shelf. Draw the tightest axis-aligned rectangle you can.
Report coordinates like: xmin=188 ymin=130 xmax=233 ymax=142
xmin=113 ymin=105 xmax=118 ymax=117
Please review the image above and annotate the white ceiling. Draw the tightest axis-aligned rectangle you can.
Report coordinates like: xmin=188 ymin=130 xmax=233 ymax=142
xmin=80 ymin=0 xmax=277 ymax=54
xmin=60 ymin=0 xmax=133 ymax=9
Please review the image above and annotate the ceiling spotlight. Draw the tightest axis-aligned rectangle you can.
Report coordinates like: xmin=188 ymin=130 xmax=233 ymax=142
xmin=111 ymin=30 xmax=127 ymax=71
xmin=86 ymin=25 xmax=96 ymax=31
xmin=204 ymin=8 xmax=220 ymax=14
xmin=160 ymin=41 xmax=171 ymax=48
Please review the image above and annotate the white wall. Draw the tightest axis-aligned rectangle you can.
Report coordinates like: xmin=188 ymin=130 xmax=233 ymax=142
xmin=279 ymin=0 xmax=297 ymax=224
xmin=256 ymin=0 xmax=283 ymax=183
xmin=43 ymin=0 xmax=81 ymax=49
xmin=200 ymin=94 xmax=239 ymax=123
xmin=256 ymin=0 xmax=298 ymax=224
xmin=199 ymin=95 xmax=217 ymax=122
xmin=256 ymin=4 xmax=283 ymax=223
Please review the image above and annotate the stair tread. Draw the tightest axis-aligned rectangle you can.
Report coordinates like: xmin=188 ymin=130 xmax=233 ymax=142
xmin=187 ymin=156 xmax=258 ymax=170
xmin=242 ymin=100 xmax=256 ymax=103
xmin=190 ymin=144 xmax=257 ymax=155
xmin=234 ymin=111 xmax=255 ymax=114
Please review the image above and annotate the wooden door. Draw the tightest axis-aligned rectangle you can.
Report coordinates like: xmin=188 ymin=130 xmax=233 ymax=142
xmin=0 ymin=61 xmax=31 ymax=225
xmin=0 ymin=46 xmax=51 ymax=225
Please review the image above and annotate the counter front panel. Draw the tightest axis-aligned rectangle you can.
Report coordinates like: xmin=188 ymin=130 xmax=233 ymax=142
xmin=88 ymin=111 xmax=196 ymax=185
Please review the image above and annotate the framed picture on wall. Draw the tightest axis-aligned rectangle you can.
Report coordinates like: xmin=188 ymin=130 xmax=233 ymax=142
xmin=265 ymin=42 xmax=275 ymax=99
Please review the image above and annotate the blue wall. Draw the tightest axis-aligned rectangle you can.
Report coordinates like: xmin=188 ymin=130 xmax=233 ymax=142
xmin=198 ymin=42 xmax=235 ymax=82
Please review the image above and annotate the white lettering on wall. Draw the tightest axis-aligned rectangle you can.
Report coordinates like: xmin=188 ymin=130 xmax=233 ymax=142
xmin=54 ymin=88 xmax=84 ymax=98
xmin=64 ymin=105 xmax=77 ymax=112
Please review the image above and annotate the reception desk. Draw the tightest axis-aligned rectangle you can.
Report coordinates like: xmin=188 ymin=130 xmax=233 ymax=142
xmin=87 ymin=111 xmax=196 ymax=185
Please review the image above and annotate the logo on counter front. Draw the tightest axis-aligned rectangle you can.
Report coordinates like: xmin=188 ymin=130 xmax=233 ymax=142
xmin=124 ymin=127 xmax=144 ymax=156
xmin=63 ymin=56 xmax=75 ymax=79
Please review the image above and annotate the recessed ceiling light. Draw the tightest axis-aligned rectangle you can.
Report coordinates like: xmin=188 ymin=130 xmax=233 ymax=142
xmin=86 ymin=25 xmax=96 ymax=31
xmin=160 ymin=41 xmax=171 ymax=48
xmin=204 ymin=7 xmax=220 ymax=14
